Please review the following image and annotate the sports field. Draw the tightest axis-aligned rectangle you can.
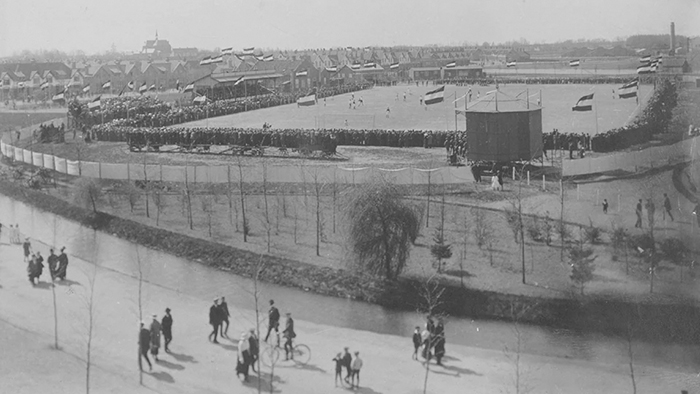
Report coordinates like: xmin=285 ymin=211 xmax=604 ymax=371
xmin=183 ymin=83 xmax=652 ymax=136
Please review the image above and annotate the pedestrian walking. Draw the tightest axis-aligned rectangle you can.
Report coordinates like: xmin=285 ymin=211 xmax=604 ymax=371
xmin=421 ymin=324 xmax=432 ymax=361
xmin=412 ymin=326 xmax=422 ymax=360
xmin=150 ymin=314 xmax=161 ymax=362
xmin=491 ymin=174 xmax=499 ymax=191
xmin=14 ymin=224 xmax=20 ymax=244
xmin=161 ymin=308 xmax=173 ymax=352
xmin=47 ymin=249 xmax=58 ymax=281
xmin=248 ymin=329 xmax=259 ymax=372
xmin=236 ymin=332 xmax=251 ymax=382
xmin=139 ymin=322 xmax=153 ymax=371
xmin=351 ymin=351 xmax=363 ymax=388
xmin=56 ymin=247 xmax=69 ymax=280
xmin=635 ymin=199 xmax=643 ymax=228
xmin=27 ymin=253 xmax=43 ymax=285
xmin=663 ymin=193 xmax=674 ymax=221
xmin=22 ymin=237 xmax=32 ymax=261
xmin=645 ymin=198 xmax=656 ymax=228
xmin=208 ymin=299 xmax=221 ymax=343
xmin=433 ymin=319 xmax=446 ymax=366
xmin=282 ymin=312 xmax=295 ymax=360
xmin=385 ymin=107 xmax=391 ymax=118
xmin=332 ymin=352 xmax=344 ymax=386
xmin=602 ymin=199 xmax=609 ymax=214
xmin=341 ymin=347 xmax=353 ymax=384
xmin=219 ymin=296 xmax=230 ymax=338
xmin=264 ymin=299 xmax=280 ymax=343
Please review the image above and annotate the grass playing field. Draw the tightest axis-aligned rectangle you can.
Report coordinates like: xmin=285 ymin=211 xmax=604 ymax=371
xmin=182 ymin=83 xmax=652 ymax=136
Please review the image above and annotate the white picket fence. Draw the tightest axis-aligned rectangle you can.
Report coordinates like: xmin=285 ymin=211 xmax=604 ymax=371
xmin=562 ymin=135 xmax=700 ymax=177
xmin=0 ymin=140 xmax=475 ymax=185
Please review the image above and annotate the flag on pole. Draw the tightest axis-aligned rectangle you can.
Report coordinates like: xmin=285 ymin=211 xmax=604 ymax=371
xmin=297 ymin=93 xmax=316 ymax=106
xmin=637 ymin=63 xmax=653 ymax=74
xmin=242 ymin=47 xmax=255 ymax=55
xmin=149 ymin=84 xmax=156 ymax=91
xmin=102 ymin=81 xmax=111 ymax=90
xmin=254 ymin=55 xmax=265 ymax=61
xmin=364 ymin=62 xmax=376 ymax=68
xmin=351 ymin=63 xmax=361 ymax=70
xmin=40 ymin=81 xmax=49 ymax=90
xmin=325 ymin=66 xmax=337 ymax=73
xmin=51 ymin=91 xmax=65 ymax=102
xmin=389 ymin=62 xmax=399 ymax=69
xmin=506 ymin=60 xmax=517 ymax=68
xmin=88 ymin=96 xmax=101 ymax=110
xmin=263 ymin=54 xmax=274 ymax=62
xmin=295 ymin=69 xmax=308 ymax=77
xmin=640 ymin=55 xmax=651 ymax=63
xmin=139 ymin=83 xmax=148 ymax=93
xmin=82 ymin=85 xmax=90 ymax=93
xmin=210 ymin=55 xmax=223 ymax=64
xmin=193 ymin=94 xmax=207 ymax=104
xmin=424 ymin=86 xmax=445 ymax=105
xmin=569 ymin=59 xmax=580 ymax=67
xmin=445 ymin=61 xmax=456 ymax=68
xmin=618 ymin=79 xmax=638 ymax=99
xmin=127 ymin=81 xmax=135 ymax=90
xmin=572 ymin=93 xmax=593 ymax=111
xmin=221 ymin=47 xmax=233 ymax=56
xmin=345 ymin=46 xmax=353 ymax=51
xmin=183 ymin=83 xmax=194 ymax=93
xmin=199 ymin=56 xmax=211 ymax=66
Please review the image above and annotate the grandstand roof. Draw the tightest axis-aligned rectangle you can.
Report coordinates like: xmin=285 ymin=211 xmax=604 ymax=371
xmin=457 ymin=90 xmax=541 ymax=113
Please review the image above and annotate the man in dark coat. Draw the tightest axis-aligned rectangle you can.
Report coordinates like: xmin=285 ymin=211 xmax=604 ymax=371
xmin=283 ymin=312 xmax=296 ymax=360
xmin=139 ymin=322 xmax=152 ymax=371
xmin=22 ymin=238 xmax=32 ymax=261
xmin=265 ymin=299 xmax=280 ymax=343
xmin=208 ymin=299 xmax=221 ymax=343
xmin=248 ymin=329 xmax=259 ymax=372
xmin=341 ymin=347 xmax=353 ymax=383
xmin=56 ymin=247 xmax=69 ymax=280
xmin=218 ymin=296 xmax=231 ymax=338
xmin=161 ymin=308 xmax=173 ymax=353
xmin=47 ymin=249 xmax=59 ymax=280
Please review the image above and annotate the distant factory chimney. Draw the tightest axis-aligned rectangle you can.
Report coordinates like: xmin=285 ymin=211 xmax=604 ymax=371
xmin=670 ymin=22 xmax=676 ymax=55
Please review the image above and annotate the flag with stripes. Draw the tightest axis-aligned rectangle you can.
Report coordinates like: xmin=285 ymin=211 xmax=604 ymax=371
xmin=40 ymin=81 xmax=49 ymax=90
xmin=221 ymin=47 xmax=233 ymax=56
xmin=640 ymin=55 xmax=651 ymax=63
xmin=263 ymin=54 xmax=274 ymax=62
xmin=637 ymin=63 xmax=653 ymax=74
xmin=424 ymin=86 xmax=445 ymax=105
xmin=569 ymin=59 xmax=580 ymax=67
xmin=243 ymin=47 xmax=255 ymax=55
xmin=82 ymin=85 xmax=90 ymax=93
xmin=390 ymin=62 xmax=399 ymax=69
xmin=102 ymin=81 xmax=111 ymax=90
xmin=572 ymin=93 xmax=593 ymax=111
xmin=255 ymin=55 xmax=265 ymax=61
xmin=364 ymin=62 xmax=376 ymax=68
xmin=193 ymin=94 xmax=207 ymax=104
xmin=88 ymin=96 xmax=101 ymax=110
xmin=51 ymin=91 xmax=65 ymax=102
xmin=183 ymin=83 xmax=194 ymax=93
xmin=618 ymin=79 xmax=638 ymax=99
xmin=199 ymin=56 xmax=211 ymax=66
xmin=297 ymin=93 xmax=316 ymax=107
xmin=351 ymin=63 xmax=361 ymax=70
xmin=506 ymin=60 xmax=517 ymax=68
xmin=210 ymin=55 xmax=223 ymax=64
xmin=325 ymin=66 xmax=337 ymax=73
xmin=127 ymin=81 xmax=135 ymax=90
xmin=295 ymin=69 xmax=308 ymax=77
xmin=445 ymin=61 xmax=456 ymax=68
xmin=139 ymin=83 xmax=148 ymax=93
xmin=149 ymin=84 xmax=156 ymax=91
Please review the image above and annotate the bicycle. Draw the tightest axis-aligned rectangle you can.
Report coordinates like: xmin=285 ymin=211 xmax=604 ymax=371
xmin=260 ymin=333 xmax=311 ymax=366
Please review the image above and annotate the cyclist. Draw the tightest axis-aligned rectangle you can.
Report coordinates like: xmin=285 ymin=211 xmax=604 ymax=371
xmin=282 ymin=312 xmax=295 ymax=360
xmin=264 ymin=300 xmax=280 ymax=343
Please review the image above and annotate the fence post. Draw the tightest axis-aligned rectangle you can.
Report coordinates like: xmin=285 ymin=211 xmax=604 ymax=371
xmin=127 ymin=161 xmax=130 ymax=181
xmin=160 ymin=164 xmax=163 ymax=182
xmin=98 ymin=161 xmax=102 ymax=179
xmin=527 ymin=171 xmax=530 ymax=186
xmin=596 ymin=189 xmax=599 ymax=206
xmin=576 ymin=184 xmax=580 ymax=200
xmin=512 ymin=166 xmax=516 ymax=180
xmin=617 ymin=193 xmax=621 ymax=213
xmin=542 ymin=175 xmax=545 ymax=191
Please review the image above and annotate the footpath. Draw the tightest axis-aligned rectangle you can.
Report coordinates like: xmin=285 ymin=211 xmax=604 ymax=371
xmin=0 ymin=233 xmax=697 ymax=393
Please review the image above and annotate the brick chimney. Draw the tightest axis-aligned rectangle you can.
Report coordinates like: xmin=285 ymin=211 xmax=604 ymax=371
xmin=670 ymin=22 xmax=676 ymax=55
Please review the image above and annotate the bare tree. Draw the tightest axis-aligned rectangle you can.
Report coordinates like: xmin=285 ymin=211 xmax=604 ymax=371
xmin=415 ymin=270 xmax=445 ymax=394
xmin=430 ymin=192 xmax=451 ymax=273
xmin=151 ymin=189 xmax=165 ymax=227
xmin=80 ymin=232 xmax=100 ymax=394
xmin=503 ymin=302 xmax=537 ymax=394
xmin=626 ymin=323 xmax=637 ymax=394
xmin=261 ymin=162 xmax=272 ymax=252
xmin=134 ymin=246 xmax=146 ymax=384
xmin=310 ymin=169 xmax=326 ymax=256
xmin=236 ymin=157 xmax=249 ymax=241
xmin=142 ymin=154 xmax=150 ymax=218
xmin=199 ymin=186 xmax=217 ymax=238
xmin=73 ymin=178 xmax=102 ymax=213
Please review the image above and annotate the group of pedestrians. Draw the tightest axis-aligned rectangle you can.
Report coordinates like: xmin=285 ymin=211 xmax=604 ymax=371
xmin=208 ymin=296 xmax=231 ymax=343
xmin=5 ymin=223 xmax=22 ymax=244
xmin=138 ymin=308 xmax=174 ymax=372
xmin=413 ymin=315 xmax=447 ymax=366
xmin=7 ymin=230 xmax=70 ymax=286
xmin=332 ymin=347 xmax=363 ymax=388
xmin=631 ymin=194 xmax=675 ymax=229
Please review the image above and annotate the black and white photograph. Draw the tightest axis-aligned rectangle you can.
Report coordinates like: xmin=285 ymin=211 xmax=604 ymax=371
xmin=1 ymin=0 xmax=700 ymax=392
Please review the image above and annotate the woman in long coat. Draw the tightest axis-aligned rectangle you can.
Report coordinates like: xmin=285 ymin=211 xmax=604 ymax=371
xmin=149 ymin=315 xmax=161 ymax=362
xmin=236 ymin=332 xmax=251 ymax=381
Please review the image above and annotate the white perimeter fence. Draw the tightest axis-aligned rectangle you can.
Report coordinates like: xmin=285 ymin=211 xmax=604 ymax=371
xmin=562 ymin=135 xmax=700 ymax=177
xmin=0 ymin=141 xmax=476 ymax=185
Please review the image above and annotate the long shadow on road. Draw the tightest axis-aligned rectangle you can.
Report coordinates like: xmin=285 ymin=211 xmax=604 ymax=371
xmin=149 ymin=370 xmax=175 ymax=383
xmin=168 ymin=351 xmax=197 ymax=364
xmin=156 ymin=359 xmax=185 ymax=371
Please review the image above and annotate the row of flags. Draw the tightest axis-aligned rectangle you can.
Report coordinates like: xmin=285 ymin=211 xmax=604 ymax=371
xmin=637 ymin=55 xmax=662 ymax=74
xmin=506 ymin=59 xmax=580 ymax=68
xmin=571 ymin=77 xmax=639 ymax=111
xmin=200 ymin=47 xmax=277 ymax=66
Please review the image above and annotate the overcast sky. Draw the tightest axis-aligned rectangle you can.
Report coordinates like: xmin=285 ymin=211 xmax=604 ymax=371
xmin=0 ymin=0 xmax=698 ymax=57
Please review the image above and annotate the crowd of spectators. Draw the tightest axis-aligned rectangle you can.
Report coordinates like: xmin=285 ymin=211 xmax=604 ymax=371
xmin=78 ymin=83 xmax=372 ymax=129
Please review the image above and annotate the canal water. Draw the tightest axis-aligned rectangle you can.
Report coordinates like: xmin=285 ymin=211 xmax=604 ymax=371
xmin=1 ymin=194 xmax=697 ymax=375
